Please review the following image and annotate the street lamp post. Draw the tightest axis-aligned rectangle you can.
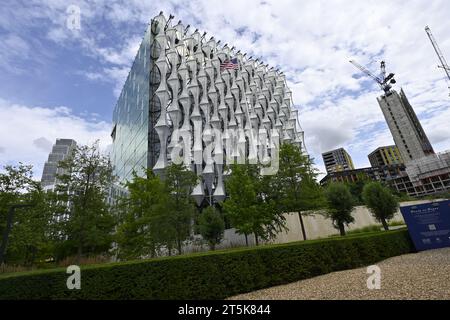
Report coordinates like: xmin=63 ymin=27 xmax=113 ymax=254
xmin=0 ymin=203 xmax=35 ymax=265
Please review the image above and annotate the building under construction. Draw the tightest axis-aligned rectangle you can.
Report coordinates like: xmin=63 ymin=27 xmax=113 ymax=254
xmin=377 ymin=89 xmax=450 ymax=196
xmin=377 ymin=89 xmax=434 ymax=162
xmin=348 ymin=56 xmax=450 ymax=197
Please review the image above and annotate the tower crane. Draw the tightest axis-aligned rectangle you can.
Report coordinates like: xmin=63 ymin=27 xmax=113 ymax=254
xmin=425 ymin=26 xmax=450 ymax=96
xmin=349 ymin=60 xmax=396 ymax=95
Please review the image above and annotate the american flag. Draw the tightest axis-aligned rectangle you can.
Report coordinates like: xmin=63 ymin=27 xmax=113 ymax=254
xmin=220 ymin=57 xmax=239 ymax=71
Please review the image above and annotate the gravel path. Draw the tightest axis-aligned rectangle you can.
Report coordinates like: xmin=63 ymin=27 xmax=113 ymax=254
xmin=228 ymin=248 xmax=450 ymax=300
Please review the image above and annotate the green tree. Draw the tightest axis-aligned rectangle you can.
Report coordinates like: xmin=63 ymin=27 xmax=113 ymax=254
xmin=346 ymin=173 xmax=370 ymax=205
xmin=115 ymin=164 xmax=198 ymax=258
xmin=224 ymin=163 xmax=284 ymax=246
xmin=0 ymin=163 xmax=55 ymax=265
xmin=55 ymin=142 xmax=116 ymax=261
xmin=223 ymin=164 xmax=255 ymax=245
xmin=115 ymin=169 xmax=169 ymax=259
xmin=325 ymin=183 xmax=355 ymax=236
xmin=197 ymin=206 xmax=225 ymax=250
xmin=164 ymin=163 xmax=198 ymax=255
xmin=272 ymin=143 xmax=325 ymax=240
xmin=362 ymin=182 xmax=399 ymax=230
xmin=5 ymin=187 xmax=56 ymax=265
xmin=0 ymin=163 xmax=36 ymax=237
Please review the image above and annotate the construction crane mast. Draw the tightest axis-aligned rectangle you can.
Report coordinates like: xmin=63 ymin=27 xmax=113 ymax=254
xmin=349 ymin=60 xmax=396 ymax=95
xmin=425 ymin=26 xmax=450 ymax=96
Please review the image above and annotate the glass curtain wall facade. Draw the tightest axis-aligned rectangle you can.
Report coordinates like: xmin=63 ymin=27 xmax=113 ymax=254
xmin=111 ymin=26 xmax=151 ymax=184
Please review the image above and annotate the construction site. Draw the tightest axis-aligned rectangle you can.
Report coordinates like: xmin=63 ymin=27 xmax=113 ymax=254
xmin=322 ymin=26 xmax=450 ymax=198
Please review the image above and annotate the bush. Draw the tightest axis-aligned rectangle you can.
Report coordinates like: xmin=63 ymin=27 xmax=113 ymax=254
xmin=347 ymin=225 xmax=383 ymax=234
xmin=197 ymin=206 xmax=225 ymax=250
xmin=0 ymin=230 xmax=413 ymax=300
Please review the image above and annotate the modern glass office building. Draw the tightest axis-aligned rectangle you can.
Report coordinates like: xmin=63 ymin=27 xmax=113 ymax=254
xmin=111 ymin=12 xmax=306 ymax=205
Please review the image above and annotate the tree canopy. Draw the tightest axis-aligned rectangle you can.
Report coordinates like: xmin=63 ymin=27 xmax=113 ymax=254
xmin=54 ymin=142 xmax=116 ymax=261
xmin=325 ymin=183 xmax=355 ymax=236
xmin=362 ymin=182 xmax=399 ymax=230
xmin=271 ymin=143 xmax=325 ymax=240
xmin=223 ymin=163 xmax=284 ymax=246
xmin=197 ymin=206 xmax=225 ymax=250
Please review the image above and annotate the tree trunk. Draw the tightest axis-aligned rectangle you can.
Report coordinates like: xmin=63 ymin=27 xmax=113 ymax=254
xmin=254 ymin=233 xmax=259 ymax=246
xmin=210 ymin=243 xmax=215 ymax=251
xmin=244 ymin=234 xmax=249 ymax=246
xmin=150 ymin=244 xmax=156 ymax=258
xmin=338 ymin=223 xmax=346 ymax=236
xmin=177 ymin=239 xmax=182 ymax=255
xmin=381 ymin=218 xmax=389 ymax=231
xmin=298 ymin=212 xmax=307 ymax=241
xmin=77 ymin=243 xmax=83 ymax=264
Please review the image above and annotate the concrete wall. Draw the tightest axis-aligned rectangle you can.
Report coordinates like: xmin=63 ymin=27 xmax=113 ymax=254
xmin=271 ymin=206 xmax=404 ymax=244
xmin=182 ymin=199 xmax=444 ymax=253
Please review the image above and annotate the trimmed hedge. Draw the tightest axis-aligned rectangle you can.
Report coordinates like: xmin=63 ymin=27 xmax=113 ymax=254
xmin=0 ymin=229 xmax=413 ymax=299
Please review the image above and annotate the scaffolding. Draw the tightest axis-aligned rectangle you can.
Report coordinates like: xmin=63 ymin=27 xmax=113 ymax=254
xmin=405 ymin=150 xmax=450 ymax=193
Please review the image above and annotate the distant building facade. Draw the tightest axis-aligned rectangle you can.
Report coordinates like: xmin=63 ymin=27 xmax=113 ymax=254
xmin=322 ymin=148 xmax=355 ymax=174
xmin=368 ymin=145 xmax=403 ymax=167
xmin=320 ymin=154 xmax=450 ymax=198
xmin=41 ymin=139 xmax=77 ymax=190
xmin=319 ymin=164 xmax=406 ymax=186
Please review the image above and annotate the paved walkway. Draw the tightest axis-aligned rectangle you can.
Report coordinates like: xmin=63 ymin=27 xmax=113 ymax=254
xmin=228 ymin=248 xmax=450 ymax=300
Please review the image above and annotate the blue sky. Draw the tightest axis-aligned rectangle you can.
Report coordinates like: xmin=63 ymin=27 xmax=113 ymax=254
xmin=0 ymin=0 xmax=449 ymax=180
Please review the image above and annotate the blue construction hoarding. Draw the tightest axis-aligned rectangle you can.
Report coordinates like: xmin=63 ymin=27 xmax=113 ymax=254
xmin=400 ymin=200 xmax=450 ymax=251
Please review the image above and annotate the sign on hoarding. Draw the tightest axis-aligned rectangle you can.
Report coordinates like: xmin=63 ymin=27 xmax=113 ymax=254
xmin=400 ymin=200 xmax=450 ymax=251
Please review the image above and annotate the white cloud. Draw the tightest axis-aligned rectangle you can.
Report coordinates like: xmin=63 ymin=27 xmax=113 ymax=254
xmin=81 ymin=66 xmax=130 ymax=97
xmin=0 ymin=98 xmax=112 ymax=179
xmin=0 ymin=33 xmax=31 ymax=74
xmin=32 ymin=137 xmax=53 ymax=153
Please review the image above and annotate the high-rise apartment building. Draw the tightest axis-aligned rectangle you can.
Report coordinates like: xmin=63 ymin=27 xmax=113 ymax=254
xmin=110 ymin=12 xmax=306 ymax=205
xmin=377 ymin=89 xmax=434 ymax=163
xmin=41 ymin=139 xmax=77 ymax=190
xmin=322 ymin=148 xmax=355 ymax=174
xmin=368 ymin=145 xmax=404 ymax=168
